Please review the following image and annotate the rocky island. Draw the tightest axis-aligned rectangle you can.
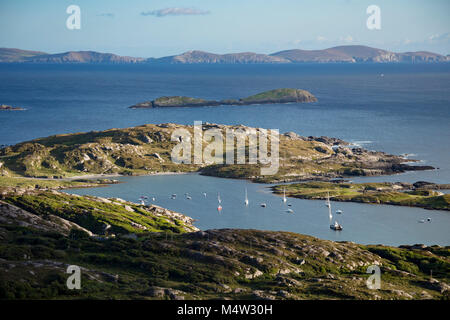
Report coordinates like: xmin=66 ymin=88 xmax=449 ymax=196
xmin=0 ymin=123 xmax=433 ymax=186
xmin=0 ymin=104 xmax=25 ymax=111
xmin=129 ymin=88 xmax=317 ymax=109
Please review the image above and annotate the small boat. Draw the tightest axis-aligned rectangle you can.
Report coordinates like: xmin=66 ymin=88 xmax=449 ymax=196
xmin=286 ymin=208 xmax=294 ymax=213
xmin=186 ymin=195 xmax=192 ymax=200
xmin=140 ymin=199 xmax=145 ymax=205
xmin=260 ymin=203 xmax=267 ymax=208
xmin=171 ymin=194 xmax=177 ymax=199
xmin=287 ymin=204 xmax=292 ymax=207
xmin=217 ymin=193 xmax=222 ymax=212
xmin=336 ymin=209 xmax=343 ymax=214
xmin=418 ymin=219 xmax=425 ymax=223
xmin=330 ymin=221 xmax=343 ymax=231
xmin=203 ymin=192 xmax=207 ymax=197
xmin=152 ymin=197 xmax=156 ymax=201
xmin=282 ymin=187 xmax=287 ymax=203
xmin=427 ymin=218 xmax=432 ymax=222
xmin=244 ymin=188 xmax=249 ymax=206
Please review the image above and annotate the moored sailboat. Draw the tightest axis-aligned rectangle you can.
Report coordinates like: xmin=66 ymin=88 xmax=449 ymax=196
xmin=217 ymin=192 xmax=222 ymax=212
xmin=325 ymin=192 xmax=331 ymax=208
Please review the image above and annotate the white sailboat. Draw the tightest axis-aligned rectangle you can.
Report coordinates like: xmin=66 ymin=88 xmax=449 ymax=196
xmin=282 ymin=187 xmax=287 ymax=203
xmin=244 ymin=188 xmax=249 ymax=206
xmin=328 ymin=201 xmax=333 ymax=222
xmin=328 ymin=200 xmax=343 ymax=230
xmin=325 ymin=192 xmax=331 ymax=208
xmin=217 ymin=192 xmax=222 ymax=212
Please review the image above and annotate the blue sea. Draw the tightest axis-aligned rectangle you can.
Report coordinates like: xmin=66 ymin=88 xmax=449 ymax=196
xmin=1 ymin=63 xmax=449 ymax=245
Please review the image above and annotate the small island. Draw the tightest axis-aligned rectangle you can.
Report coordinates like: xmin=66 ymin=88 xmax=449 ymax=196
xmin=0 ymin=104 xmax=25 ymax=111
xmin=129 ymin=88 xmax=317 ymax=109
xmin=272 ymin=181 xmax=450 ymax=211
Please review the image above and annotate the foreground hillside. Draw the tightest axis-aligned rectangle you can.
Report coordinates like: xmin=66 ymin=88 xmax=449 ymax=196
xmin=0 ymin=192 xmax=449 ymax=300
xmin=0 ymin=123 xmax=432 ymax=183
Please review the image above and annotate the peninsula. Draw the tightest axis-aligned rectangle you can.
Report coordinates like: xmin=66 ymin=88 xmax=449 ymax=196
xmin=129 ymin=88 xmax=317 ymax=109
xmin=272 ymin=181 xmax=450 ymax=211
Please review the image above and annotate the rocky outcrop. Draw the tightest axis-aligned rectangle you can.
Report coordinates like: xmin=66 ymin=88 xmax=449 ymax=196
xmin=0 ymin=200 xmax=92 ymax=236
xmin=0 ymin=104 xmax=25 ymax=111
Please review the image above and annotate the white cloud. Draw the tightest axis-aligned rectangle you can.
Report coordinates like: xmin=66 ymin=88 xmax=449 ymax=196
xmin=141 ymin=8 xmax=210 ymax=17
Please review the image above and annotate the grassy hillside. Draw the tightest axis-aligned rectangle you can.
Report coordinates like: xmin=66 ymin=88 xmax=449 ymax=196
xmin=240 ymin=88 xmax=317 ymax=103
xmin=3 ymin=191 xmax=198 ymax=235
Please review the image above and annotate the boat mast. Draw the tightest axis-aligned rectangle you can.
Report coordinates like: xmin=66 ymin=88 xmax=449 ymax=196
xmin=328 ymin=200 xmax=333 ymax=222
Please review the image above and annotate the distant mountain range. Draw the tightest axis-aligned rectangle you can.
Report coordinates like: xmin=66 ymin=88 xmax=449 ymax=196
xmin=0 ymin=46 xmax=448 ymax=64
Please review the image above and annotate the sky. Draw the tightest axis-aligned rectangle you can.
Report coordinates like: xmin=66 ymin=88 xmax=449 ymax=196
xmin=0 ymin=0 xmax=449 ymax=57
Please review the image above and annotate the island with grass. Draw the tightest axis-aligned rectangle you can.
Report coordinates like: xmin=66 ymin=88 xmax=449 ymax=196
xmin=129 ymin=88 xmax=318 ymax=109
xmin=272 ymin=181 xmax=450 ymax=211
xmin=0 ymin=123 xmax=433 ymax=189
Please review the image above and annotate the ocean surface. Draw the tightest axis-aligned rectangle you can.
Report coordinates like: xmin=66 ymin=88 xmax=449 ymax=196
xmin=1 ymin=63 xmax=449 ymax=245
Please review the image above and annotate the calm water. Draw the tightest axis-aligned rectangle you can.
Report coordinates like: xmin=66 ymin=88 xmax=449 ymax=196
xmin=1 ymin=63 xmax=450 ymax=245
xmin=67 ymin=173 xmax=450 ymax=246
